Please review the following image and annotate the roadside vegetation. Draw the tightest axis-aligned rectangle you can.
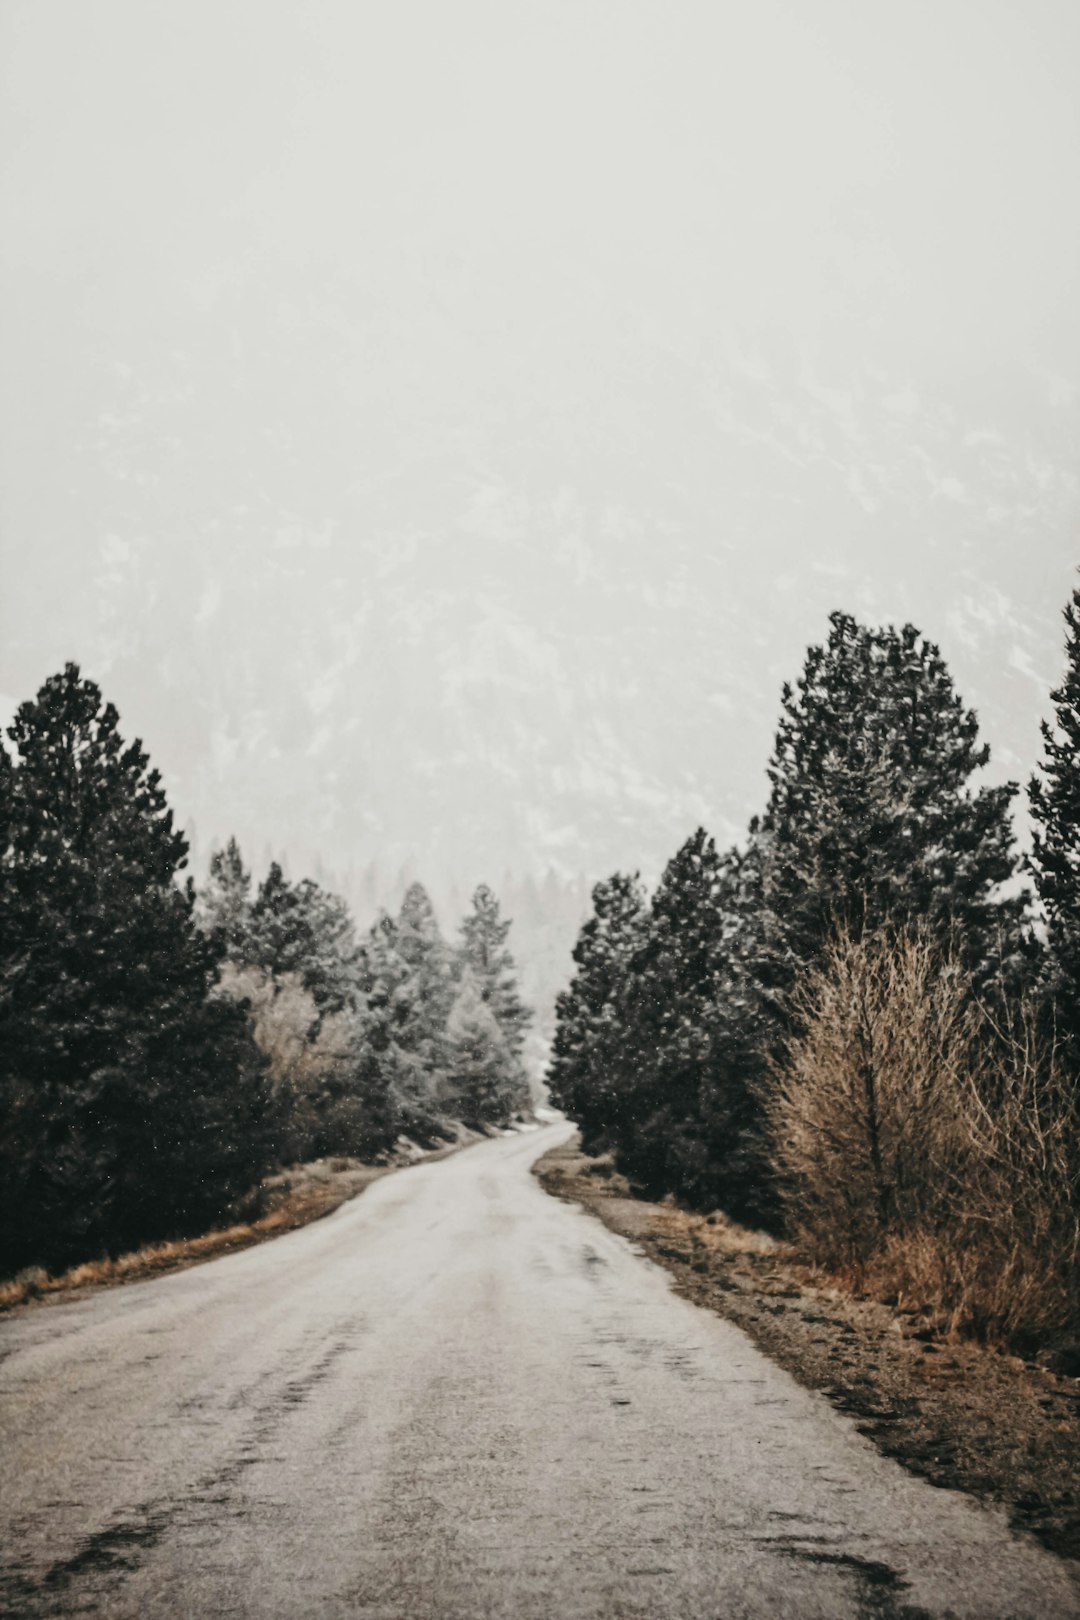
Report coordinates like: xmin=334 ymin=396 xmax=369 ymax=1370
xmin=548 ymin=591 xmax=1080 ymax=1359
xmin=0 ymin=665 xmax=532 ymax=1285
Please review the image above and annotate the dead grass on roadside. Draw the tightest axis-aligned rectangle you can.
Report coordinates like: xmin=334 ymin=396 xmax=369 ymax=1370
xmin=654 ymin=1202 xmax=784 ymax=1262
xmin=542 ymin=1139 xmax=790 ymax=1276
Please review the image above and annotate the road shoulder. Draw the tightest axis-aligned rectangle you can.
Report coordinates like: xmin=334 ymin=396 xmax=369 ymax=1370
xmin=534 ymin=1132 xmax=1080 ymax=1565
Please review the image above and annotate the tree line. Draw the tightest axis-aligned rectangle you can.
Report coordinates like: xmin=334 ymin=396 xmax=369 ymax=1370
xmin=0 ymin=665 xmax=531 ymax=1278
xmin=549 ymin=598 xmax=1080 ymax=1349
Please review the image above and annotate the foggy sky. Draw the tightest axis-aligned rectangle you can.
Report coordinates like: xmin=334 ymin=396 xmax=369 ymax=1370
xmin=2 ymin=0 xmax=1079 ymax=888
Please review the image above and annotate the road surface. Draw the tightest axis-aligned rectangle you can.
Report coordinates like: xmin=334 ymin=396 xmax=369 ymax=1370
xmin=1 ymin=1121 xmax=1077 ymax=1619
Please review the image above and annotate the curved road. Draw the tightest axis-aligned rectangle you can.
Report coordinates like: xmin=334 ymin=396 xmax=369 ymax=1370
xmin=1 ymin=1122 xmax=1077 ymax=1619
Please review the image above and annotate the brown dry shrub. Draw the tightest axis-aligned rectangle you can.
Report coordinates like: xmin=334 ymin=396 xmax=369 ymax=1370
xmin=767 ymin=927 xmax=974 ymax=1264
xmin=930 ymin=998 xmax=1080 ymax=1346
xmin=218 ymin=965 xmax=360 ymax=1158
xmin=768 ymin=925 xmax=1080 ymax=1349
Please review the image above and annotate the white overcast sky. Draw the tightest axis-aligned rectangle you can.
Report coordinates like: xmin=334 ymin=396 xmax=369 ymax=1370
xmin=3 ymin=0 xmax=1078 ymax=378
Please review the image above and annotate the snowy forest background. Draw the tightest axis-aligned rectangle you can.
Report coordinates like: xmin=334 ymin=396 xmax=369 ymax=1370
xmin=0 ymin=662 xmax=537 ymax=1278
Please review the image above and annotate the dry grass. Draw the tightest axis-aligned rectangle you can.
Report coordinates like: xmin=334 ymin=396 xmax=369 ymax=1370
xmin=655 ymin=1203 xmax=785 ymax=1263
xmin=0 ymin=1156 xmax=389 ymax=1314
xmin=544 ymin=1140 xmax=786 ymax=1264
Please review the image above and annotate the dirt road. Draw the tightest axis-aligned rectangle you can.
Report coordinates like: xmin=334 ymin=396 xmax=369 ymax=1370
xmin=1 ymin=1122 xmax=1076 ymax=1618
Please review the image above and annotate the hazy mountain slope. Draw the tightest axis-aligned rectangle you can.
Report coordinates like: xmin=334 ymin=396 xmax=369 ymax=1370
xmin=2 ymin=276 xmax=1077 ymax=895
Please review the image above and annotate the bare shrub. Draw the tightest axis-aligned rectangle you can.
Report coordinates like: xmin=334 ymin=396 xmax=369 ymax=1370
xmin=218 ymin=965 xmax=359 ymax=1159
xmin=766 ymin=926 xmax=975 ymax=1267
xmin=941 ymin=1001 xmax=1080 ymax=1346
xmin=767 ymin=925 xmax=1080 ymax=1348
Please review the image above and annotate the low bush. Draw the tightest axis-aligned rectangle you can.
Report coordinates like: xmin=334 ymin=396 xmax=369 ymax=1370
xmin=767 ymin=926 xmax=1080 ymax=1350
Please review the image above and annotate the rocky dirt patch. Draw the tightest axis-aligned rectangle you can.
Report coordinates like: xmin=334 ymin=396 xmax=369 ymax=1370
xmin=535 ymin=1134 xmax=1080 ymax=1564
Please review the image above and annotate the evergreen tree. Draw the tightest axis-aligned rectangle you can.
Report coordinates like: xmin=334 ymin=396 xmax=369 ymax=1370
xmin=244 ymin=862 xmax=302 ymax=972
xmin=613 ymin=831 xmax=766 ymax=1213
xmin=547 ymin=613 xmax=1028 ymax=1225
xmin=0 ymin=665 xmax=272 ymax=1274
xmin=341 ymin=1012 xmax=401 ymax=1157
xmin=754 ymin=613 xmax=1026 ymax=1000
xmin=547 ymin=872 xmax=647 ymax=1151
xmin=244 ymin=864 xmax=359 ymax=1014
xmin=459 ymin=883 xmax=531 ymax=1071
xmin=1030 ymin=584 xmax=1080 ymax=1040
xmin=355 ymin=907 xmax=450 ymax=1145
xmin=393 ymin=882 xmax=456 ymax=1052
xmin=610 ymin=831 xmax=722 ymax=1192
xmin=197 ymin=836 xmax=252 ymax=954
xmin=445 ymin=971 xmax=518 ymax=1128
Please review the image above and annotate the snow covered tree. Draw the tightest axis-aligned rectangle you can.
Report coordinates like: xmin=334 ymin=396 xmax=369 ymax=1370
xmin=204 ymin=853 xmax=447 ymax=1159
xmin=393 ymin=882 xmax=457 ymax=1055
xmin=458 ymin=882 xmax=531 ymax=1076
xmin=197 ymin=836 xmax=252 ymax=954
xmin=243 ymin=864 xmax=359 ymax=1014
xmin=547 ymin=872 xmax=648 ymax=1151
xmin=445 ymin=971 xmax=519 ymax=1128
xmin=1030 ymin=584 xmax=1080 ymax=1044
xmin=353 ymin=906 xmax=451 ymax=1146
xmin=0 ymin=665 xmax=272 ymax=1275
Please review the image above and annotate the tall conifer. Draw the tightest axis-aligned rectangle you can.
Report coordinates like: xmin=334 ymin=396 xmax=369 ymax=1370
xmin=459 ymin=884 xmax=531 ymax=1064
xmin=755 ymin=613 xmax=1025 ymax=997
xmin=0 ymin=665 xmax=271 ymax=1273
xmin=613 ymin=831 xmax=767 ymax=1213
xmin=445 ymin=972 xmax=518 ymax=1128
xmin=547 ymin=872 xmax=647 ymax=1151
xmin=198 ymin=836 xmax=252 ymax=954
xmin=1030 ymin=584 xmax=1080 ymax=1039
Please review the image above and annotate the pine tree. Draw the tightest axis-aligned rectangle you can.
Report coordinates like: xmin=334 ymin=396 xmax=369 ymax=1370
xmin=394 ymin=882 xmax=456 ymax=1052
xmin=207 ymin=855 xmax=387 ymax=1158
xmin=0 ymin=665 xmax=272 ymax=1274
xmin=355 ymin=906 xmax=450 ymax=1146
xmin=459 ymin=883 xmax=531 ymax=1072
xmin=547 ymin=872 xmax=647 ymax=1151
xmin=341 ymin=1025 xmax=400 ymax=1156
xmin=693 ymin=838 xmax=779 ymax=1219
xmin=197 ymin=836 xmax=252 ymax=954
xmin=755 ymin=613 xmax=1026 ymax=999
xmin=1030 ymin=584 xmax=1080 ymax=1039
xmin=244 ymin=864 xmax=359 ymax=1014
xmin=445 ymin=971 xmax=518 ymax=1128
xmin=612 ymin=830 xmax=766 ymax=1211
xmin=610 ymin=832 xmax=720 ymax=1189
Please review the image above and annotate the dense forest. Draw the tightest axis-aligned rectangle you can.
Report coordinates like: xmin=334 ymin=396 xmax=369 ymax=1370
xmin=0 ymin=666 xmax=532 ymax=1278
xmin=549 ymin=594 xmax=1080 ymax=1351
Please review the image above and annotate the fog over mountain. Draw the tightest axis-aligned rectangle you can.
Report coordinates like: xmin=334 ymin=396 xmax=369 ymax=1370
xmin=2 ymin=0 xmax=1079 ymax=912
